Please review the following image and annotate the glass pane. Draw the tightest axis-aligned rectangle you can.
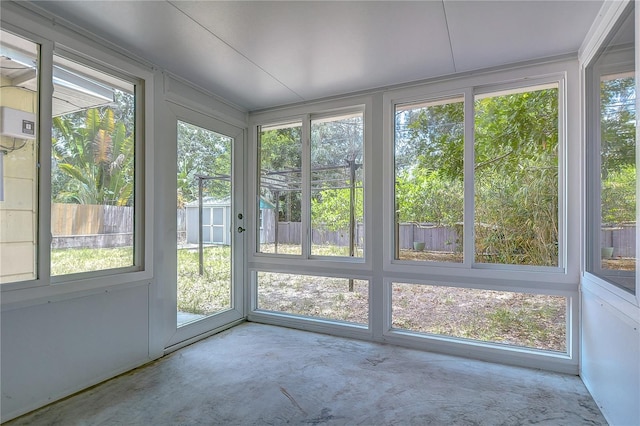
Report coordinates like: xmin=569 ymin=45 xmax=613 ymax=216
xmin=202 ymin=208 xmax=212 ymax=226
xmin=587 ymin=4 xmax=636 ymax=294
xmin=0 ymin=30 xmax=39 ymax=284
xmin=257 ymin=271 xmax=368 ymax=326
xmin=311 ymin=113 xmax=364 ymax=257
xmin=177 ymin=120 xmax=233 ymax=326
xmin=258 ymin=122 xmax=302 ymax=255
xmin=394 ymin=97 xmax=464 ymax=262
xmin=211 ymin=227 xmax=224 ymax=243
xmin=392 ymin=282 xmax=567 ymax=352
xmin=50 ymin=56 xmax=136 ymax=275
xmin=212 ymin=207 xmax=223 ymax=224
xmin=474 ymin=84 xmax=559 ymax=266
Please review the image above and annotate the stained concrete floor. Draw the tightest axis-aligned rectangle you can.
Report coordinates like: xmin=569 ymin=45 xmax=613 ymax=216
xmin=7 ymin=323 xmax=606 ymax=425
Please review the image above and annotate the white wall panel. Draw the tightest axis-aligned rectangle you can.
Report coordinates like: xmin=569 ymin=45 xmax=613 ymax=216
xmin=581 ymin=281 xmax=640 ymax=425
xmin=1 ymin=284 xmax=150 ymax=422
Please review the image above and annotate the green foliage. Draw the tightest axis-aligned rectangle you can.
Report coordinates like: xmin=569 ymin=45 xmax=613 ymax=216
xmin=52 ymin=99 xmax=134 ymax=206
xmin=599 ymin=76 xmax=636 ymax=227
xmin=474 ymin=88 xmax=559 ymax=266
xmin=310 ymin=116 xmax=363 ymax=233
xmin=395 ymin=169 xmax=462 ymax=225
xmin=601 ymin=76 xmax=636 ymax=174
xmin=311 ymin=187 xmax=363 ymax=232
xmin=259 ymin=125 xmax=302 ymax=221
xmin=398 ymin=100 xmax=464 ymax=179
xmin=602 ymin=164 xmax=636 ymax=225
xmin=395 ymin=100 xmax=464 ymax=227
xmin=395 ymin=87 xmax=559 ymax=266
xmin=177 ymin=121 xmax=232 ymax=208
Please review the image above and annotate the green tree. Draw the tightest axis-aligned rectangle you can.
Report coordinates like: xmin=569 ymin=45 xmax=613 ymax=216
xmin=602 ymin=164 xmax=636 ymax=225
xmin=52 ymin=106 xmax=134 ymax=206
xmin=601 ymin=76 xmax=636 ymax=175
xmin=395 ymin=100 xmax=464 ymax=226
xmin=259 ymin=125 xmax=302 ymax=222
xmin=395 ymin=88 xmax=559 ymax=265
xmin=600 ymin=75 xmax=636 ymax=229
xmin=310 ymin=115 xmax=364 ymax=232
xmin=177 ymin=121 xmax=232 ymax=208
xmin=473 ymin=88 xmax=559 ymax=265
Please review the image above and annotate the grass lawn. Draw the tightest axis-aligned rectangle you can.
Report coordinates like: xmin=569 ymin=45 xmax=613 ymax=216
xmin=51 ymin=247 xmax=134 ymax=275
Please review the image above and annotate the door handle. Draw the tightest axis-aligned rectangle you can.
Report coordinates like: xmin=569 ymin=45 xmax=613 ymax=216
xmin=237 ymin=226 xmax=246 ymax=233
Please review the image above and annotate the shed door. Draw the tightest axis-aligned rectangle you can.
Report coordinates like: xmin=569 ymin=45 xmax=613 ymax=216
xmin=210 ymin=207 xmax=225 ymax=244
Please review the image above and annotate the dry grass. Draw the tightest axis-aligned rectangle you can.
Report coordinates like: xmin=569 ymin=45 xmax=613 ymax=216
xmin=392 ymin=283 xmax=566 ymax=352
xmin=601 ymin=257 xmax=636 ymax=271
xmin=53 ymin=245 xmax=590 ymax=352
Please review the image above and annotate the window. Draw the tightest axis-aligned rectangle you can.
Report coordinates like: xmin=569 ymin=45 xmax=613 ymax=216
xmin=1 ymin=28 xmax=146 ymax=289
xmin=474 ymin=83 xmax=559 ymax=267
xmin=0 ymin=30 xmax=39 ymax=284
xmin=258 ymin=121 xmax=302 ymax=255
xmin=393 ymin=82 xmax=561 ymax=269
xmin=586 ymin=3 xmax=636 ymax=295
xmin=394 ymin=97 xmax=464 ymax=263
xmin=391 ymin=282 xmax=567 ymax=352
xmin=50 ymin=55 xmax=138 ymax=276
xmin=257 ymin=271 xmax=369 ymax=326
xmin=311 ymin=113 xmax=364 ymax=257
xmin=258 ymin=110 xmax=364 ymax=259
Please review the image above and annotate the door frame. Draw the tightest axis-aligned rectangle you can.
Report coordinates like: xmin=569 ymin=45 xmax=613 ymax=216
xmin=165 ymin=102 xmax=246 ymax=349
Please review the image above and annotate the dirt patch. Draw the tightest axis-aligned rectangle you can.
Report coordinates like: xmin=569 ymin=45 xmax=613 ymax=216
xmin=257 ymin=260 xmax=567 ymax=352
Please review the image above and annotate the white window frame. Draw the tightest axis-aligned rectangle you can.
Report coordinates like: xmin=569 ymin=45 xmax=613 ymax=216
xmin=0 ymin=14 xmax=154 ymax=308
xmin=583 ymin=5 xmax=638 ymax=303
xmin=249 ymin=98 xmax=372 ymax=273
xmin=384 ymin=73 xmax=568 ymax=279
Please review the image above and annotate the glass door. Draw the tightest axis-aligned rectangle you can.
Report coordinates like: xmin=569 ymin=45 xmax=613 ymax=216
xmin=171 ymin=117 xmax=244 ymax=344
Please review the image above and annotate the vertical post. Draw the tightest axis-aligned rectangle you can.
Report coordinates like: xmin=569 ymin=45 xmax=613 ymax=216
xmin=395 ymin=211 xmax=400 ymax=259
xmin=0 ymin=151 xmax=5 ymax=201
xmin=274 ymin=190 xmax=280 ymax=254
xmin=349 ymin=160 xmax=355 ymax=291
xmin=198 ymin=176 xmax=204 ymax=276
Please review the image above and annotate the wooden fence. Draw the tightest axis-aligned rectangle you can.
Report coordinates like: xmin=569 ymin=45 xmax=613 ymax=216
xmin=52 ymin=205 xmax=637 ymax=257
xmin=268 ymin=221 xmax=636 ymax=257
xmin=602 ymin=225 xmax=636 ymax=257
xmin=52 ymin=204 xmax=133 ymax=236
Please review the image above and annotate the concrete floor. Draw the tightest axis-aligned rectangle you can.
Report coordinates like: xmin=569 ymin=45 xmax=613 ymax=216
xmin=7 ymin=323 xmax=606 ymax=425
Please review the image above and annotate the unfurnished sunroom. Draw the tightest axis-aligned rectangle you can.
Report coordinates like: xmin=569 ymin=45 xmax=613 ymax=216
xmin=0 ymin=1 xmax=638 ymax=424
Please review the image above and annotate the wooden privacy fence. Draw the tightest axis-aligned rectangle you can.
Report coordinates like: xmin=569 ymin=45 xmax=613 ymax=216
xmin=51 ymin=204 xmax=133 ymax=236
xmin=601 ymin=225 xmax=636 ymax=258
xmin=267 ymin=221 xmax=458 ymax=251
xmin=268 ymin=221 xmax=636 ymax=257
xmin=397 ymin=223 xmax=461 ymax=251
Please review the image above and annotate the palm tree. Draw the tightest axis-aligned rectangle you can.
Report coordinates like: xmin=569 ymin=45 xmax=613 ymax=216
xmin=52 ymin=107 xmax=134 ymax=206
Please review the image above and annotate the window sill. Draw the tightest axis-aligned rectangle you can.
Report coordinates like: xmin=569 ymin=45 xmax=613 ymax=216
xmin=1 ymin=271 xmax=152 ymax=312
xmin=581 ymin=273 xmax=640 ymax=318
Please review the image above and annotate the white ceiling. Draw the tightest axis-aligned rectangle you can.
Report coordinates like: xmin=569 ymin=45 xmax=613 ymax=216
xmin=30 ymin=1 xmax=604 ymax=111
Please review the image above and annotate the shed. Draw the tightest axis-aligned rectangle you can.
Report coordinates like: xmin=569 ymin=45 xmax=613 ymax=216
xmin=185 ymin=197 xmax=231 ymax=245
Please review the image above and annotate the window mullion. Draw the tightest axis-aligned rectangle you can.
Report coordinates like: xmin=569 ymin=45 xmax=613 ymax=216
xmin=557 ymin=78 xmax=567 ymax=271
xmin=301 ymin=115 xmax=311 ymax=259
xmin=39 ymin=39 xmax=54 ymax=284
xmin=463 ymin=88 xmax=475 ymax=268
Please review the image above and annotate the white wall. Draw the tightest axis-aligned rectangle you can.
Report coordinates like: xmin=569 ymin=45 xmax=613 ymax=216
xmin=1 ymin=284 xmax=150 ymax=421
xmin=581 ymin=280 xmax=640 ymax=424
xmin=0 ymin=2 xmax=247 ymax=422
